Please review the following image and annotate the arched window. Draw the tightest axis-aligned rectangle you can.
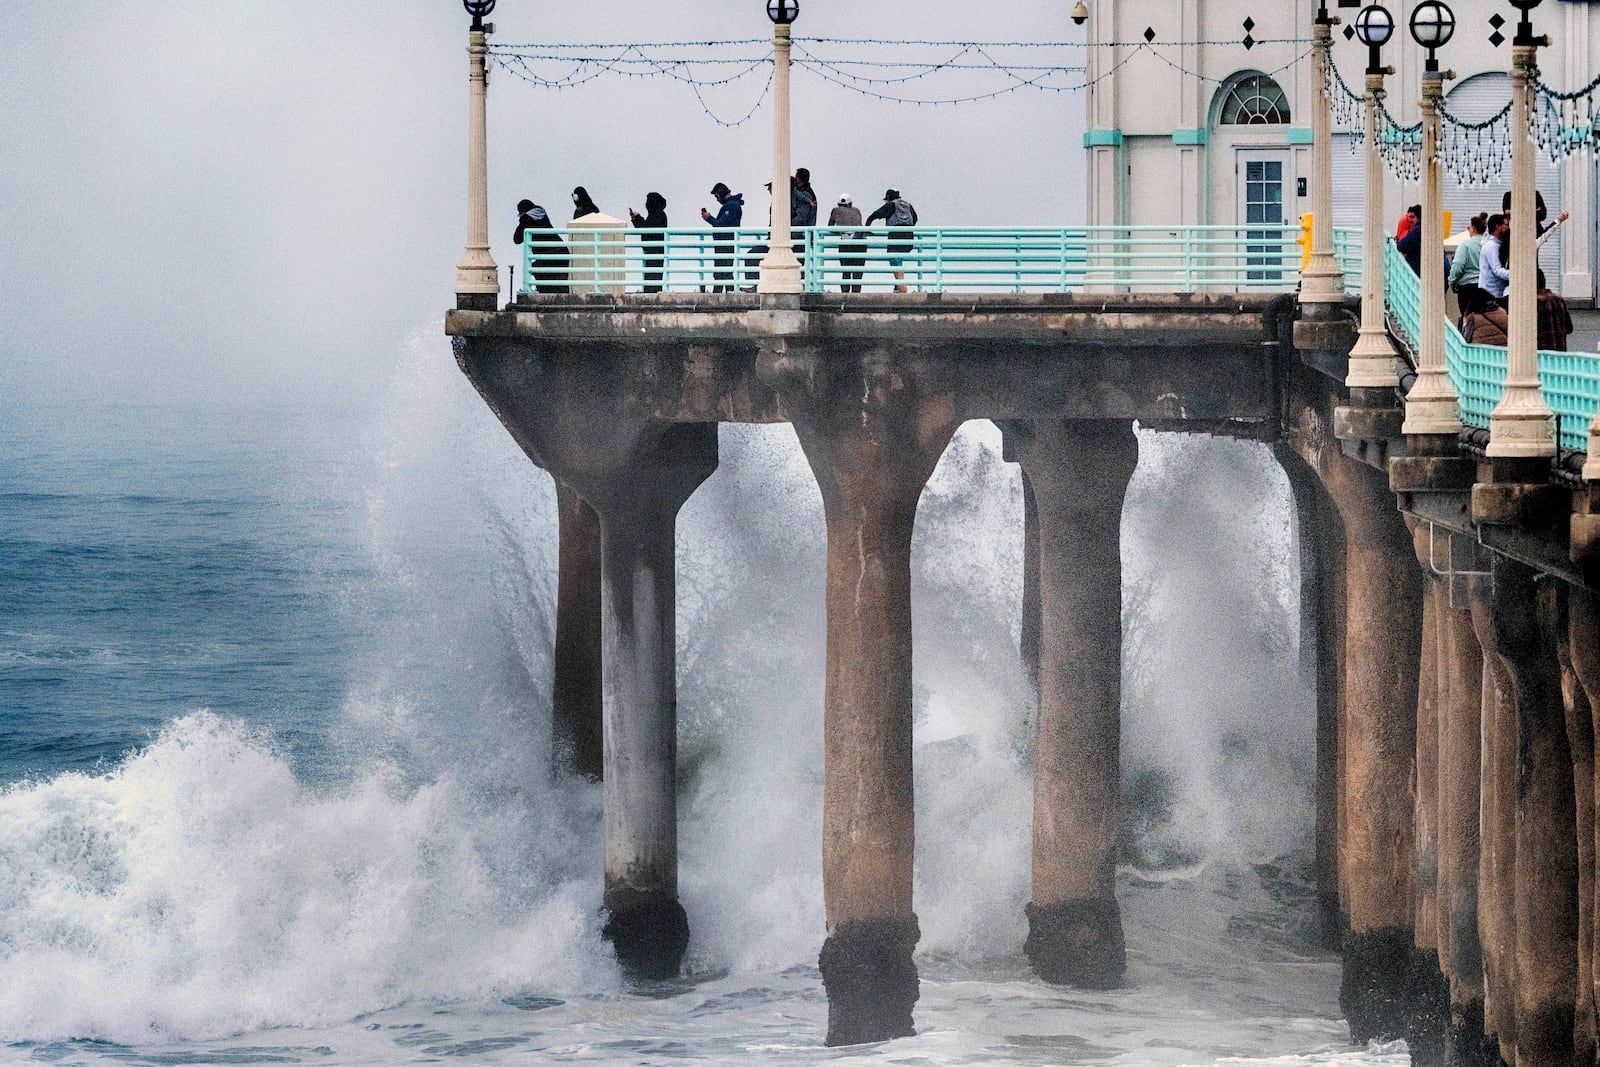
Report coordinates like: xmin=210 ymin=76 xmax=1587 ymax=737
xmin=1219 ymin=74 xmax=1291 ymax=125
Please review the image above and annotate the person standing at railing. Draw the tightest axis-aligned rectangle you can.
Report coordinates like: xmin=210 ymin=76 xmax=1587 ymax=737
xmin=1396 ymin=205 xmax=1423 ymax=276
xmin=829 ymin=194 xmax=865 ymax=293
xmin=514 ymin=199 xmax=570 ymax=294
xmin=866 ymin=189 xmax=917 ymax=293
xmin=1478 ymin=214 xmax=1511 ymax=309
xmin=1448 ymin=213 xmax=1488 ymax=324
xmin=700 ymin=183 xmax=744 ymax=293
xmin=792 ymin=168 xmax=818 ymax=268
xmin=571 ymin=186 xmax=601 ymax=220
xmin=1536 ymin=269 xmax=1574 ymax=352
xmin=629 ymin=192 xmax=669 ymax=293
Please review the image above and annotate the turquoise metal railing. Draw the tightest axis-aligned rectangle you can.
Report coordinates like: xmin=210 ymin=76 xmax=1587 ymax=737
xmin=519 ymin=224 xmax=1303 ymax=296
xmin=1334 ymin=227 xmax=1599 ymax=455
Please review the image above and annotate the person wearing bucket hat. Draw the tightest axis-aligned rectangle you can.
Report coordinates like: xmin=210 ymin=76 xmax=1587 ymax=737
xmin=700 ymin=182 xmax=744 ymax=292
xmin=866 ymin=188 xmax=918 ymax=292
xmin=828 ymin=193 xmax=866 ymax=293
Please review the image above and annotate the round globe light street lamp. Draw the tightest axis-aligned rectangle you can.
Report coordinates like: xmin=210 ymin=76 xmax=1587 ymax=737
xmin=1408 ymin=0 xmax=1454 ymax=71
xmin=1352 ymin=4 xmax=1394 ymax=74
xmin=758 ymin=0 xmax=803 ymax=292
xmin=455 ymin=0 xmax=500 ymax=310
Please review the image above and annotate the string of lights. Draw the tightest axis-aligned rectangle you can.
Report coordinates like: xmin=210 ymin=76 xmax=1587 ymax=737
xmin=489 ymin=36 xmax=1311 ymax=51
xmin=1532 ymin=75 xmax=1600 ymax=162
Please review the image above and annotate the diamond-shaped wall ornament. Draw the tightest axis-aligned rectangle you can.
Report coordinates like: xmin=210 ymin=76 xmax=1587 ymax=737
xmin=1243 ymin=16 xmax=1255 ymax=31
xmin=1489 ymin=29 xmax=1505 ymax=47
xmin=1489 ymin=13 xmax=1504 ymax=29
xmin=1343 ymin=23 xmax=1356 ymax=39
xmin=1243 ymin=33 xmax=1256 ymax=49
xmin=1143 ymin=26 xmax=1156 ymax=42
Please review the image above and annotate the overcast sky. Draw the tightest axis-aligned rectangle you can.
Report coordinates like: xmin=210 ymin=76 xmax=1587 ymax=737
xmin=0 ymin=2 xmax=1087 ymax=408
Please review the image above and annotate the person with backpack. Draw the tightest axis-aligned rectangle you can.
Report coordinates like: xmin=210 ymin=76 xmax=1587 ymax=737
xmin=866 ymin=188 xmax=918 ymax=292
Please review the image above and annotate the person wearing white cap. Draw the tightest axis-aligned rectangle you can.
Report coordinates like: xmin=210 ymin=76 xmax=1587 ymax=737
xmin=829 ymin=194 xmax=865 ymax=293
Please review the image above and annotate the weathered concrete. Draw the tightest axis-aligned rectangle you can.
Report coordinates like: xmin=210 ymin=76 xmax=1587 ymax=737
xmin=453 ymin=338 xmax=718 ymax=979
xmin=1012 ymin=419 xmax=1138 ymax=989
xmin=1323 ymin=451 xmax=1422 ymax=1044
xmin=1275 ymin=441 xmax=1348 ymax=947
xmin=1407 ymin=520 xmax=1450 ymax=1066
xmin=1438 ymin=591 xmax=1493 ymax=1067
xmin=1571 ymin=589 xmax=1600 ymax=1064
xmin=1019 ymin=467 xmax=1042 ymax=695
xmin=1480 ymin=563 xmax=1578 ymax=1067
xmin=1473 ymin=591 xmax=1520 ymax=1066
xmin=757 ymin=339 xmax=959 ymax=1046
xmin=1555 ymin=591 xmax=1597 ymax=1067
xmin=553 ymin=481 xmax=604 ymax=780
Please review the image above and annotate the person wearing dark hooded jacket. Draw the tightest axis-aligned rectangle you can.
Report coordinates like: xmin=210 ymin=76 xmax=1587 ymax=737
xmin=514 ymin=199 xmax=569 ymax=294
xmin=865 ymin=189 xmax=918 ymax=292
xmin=700 ymin=183 xmax=744 ymax=292
xmin=571 ymin=186 xmax=600 ymax=219
xmin=629 ymin=192 xmax=669 ymax=292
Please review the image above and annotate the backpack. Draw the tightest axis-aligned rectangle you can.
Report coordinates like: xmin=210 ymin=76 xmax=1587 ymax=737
xmin=888 ymin=198 xmax=916 ymax=227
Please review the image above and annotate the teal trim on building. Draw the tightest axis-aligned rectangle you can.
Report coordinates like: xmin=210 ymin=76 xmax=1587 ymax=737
xmin=1287 ymin=127 xmax=1314 ymax=145
xmin=1083 ymin=129 xmax=1124 ymax=147
xmin=1172 ymin=128 xmax=1208 ymax=146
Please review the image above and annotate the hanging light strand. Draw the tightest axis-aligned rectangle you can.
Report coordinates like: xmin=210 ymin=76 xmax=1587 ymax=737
xmin=1532 ymin=73 xmax=1600 ymax=162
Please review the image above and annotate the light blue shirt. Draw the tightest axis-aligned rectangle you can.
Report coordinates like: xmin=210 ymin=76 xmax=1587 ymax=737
xmin=1479 ymin=234 xmax=1510 ymax=298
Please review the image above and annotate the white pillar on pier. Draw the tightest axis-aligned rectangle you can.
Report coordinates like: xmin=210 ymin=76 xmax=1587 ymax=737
xmin=1486 ymin=42 xmax=1555 ymax=458
xmin=1301 ymin=14 xmax=1346 ymax=305
xmin=455 ymin=23 xmax=500 ymax=308
xmin=1402 ymin=70 xmax=1461 ymax=436
xmin=1346 ymin=70 xmax=1400 ymax=390
xmin=758 ymin=20 xmax=802 ymax=294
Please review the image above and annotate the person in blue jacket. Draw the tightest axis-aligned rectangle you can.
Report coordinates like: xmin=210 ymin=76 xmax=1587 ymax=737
xmin=700 ymin=182 xmax=744 ymax=292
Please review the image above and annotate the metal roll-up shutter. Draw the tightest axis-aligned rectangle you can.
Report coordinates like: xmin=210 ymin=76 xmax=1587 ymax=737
xmin=1332 ymin=133 xmax=1365 ymax=229
xmin=1443 ymin=72 xmax=1563 ymax=291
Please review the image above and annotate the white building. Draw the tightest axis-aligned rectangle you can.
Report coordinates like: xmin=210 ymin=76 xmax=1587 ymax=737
xmin=1083 ymin=0 xmax=1599 ymax=302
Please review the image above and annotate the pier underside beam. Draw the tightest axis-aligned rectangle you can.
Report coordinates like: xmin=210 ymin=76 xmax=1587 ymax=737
xmin=758 ymin=340 xmax=960 ymax=1047
xmin=1012 ymin=418 xmax=1138 ymax=989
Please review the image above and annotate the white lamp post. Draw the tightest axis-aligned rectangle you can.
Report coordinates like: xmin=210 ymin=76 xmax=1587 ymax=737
xmin=455 ymin=0 xmax=500 ymax=311
xmin=1487 ymin=0 xmax=1555 ymax=459
xmin=1402 ymin=0 xmax=1462 ymax=436
xmin=758 ymin=0 xmax=803 ymax=294
xmin=1301 ymin=4 xmax=1346 ymax=305
xmin=1346 ymin=4 xmax=1400 ymax=393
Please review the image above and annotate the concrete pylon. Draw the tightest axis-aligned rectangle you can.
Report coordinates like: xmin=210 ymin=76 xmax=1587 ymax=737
xmin=1322 ymin=454 xmax=1421 ymax=1043
xmin=1555 ymin=594 xmax=1597 ymax=1067
xmin=1477 ymin=563 xmax=1578 ymax=1067
xmin=1436 ymin=581 xmax=1491 ymax=1067
xmin=1569 ymin=590 xmax=1600 ymax=1053
xmin=553 ymin=481 xmax=603 ymax=780
xmin=1273 ymin=443 xmax=1348 ymax=949
xmin=758 ymin=340 xmax=960 ymax=1047
xmin=1012 ymin=419 xmax=1138 ymax=988
xmin=1472 ymin=591 xmax=1520 ymax=1066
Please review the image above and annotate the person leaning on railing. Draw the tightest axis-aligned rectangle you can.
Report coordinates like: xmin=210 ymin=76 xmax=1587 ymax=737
xmin=1448 ymin=213 xmax=1487 ymax=324
xmin=1460 ymin=287 xmax=1508 ymax=346
xmin=829 ymin=194 xmax=865 ymax=293
xmin=514 ymin=199 xmax=570 ymax=294
xmin=866 ymin=189 xmax=918 ymax=293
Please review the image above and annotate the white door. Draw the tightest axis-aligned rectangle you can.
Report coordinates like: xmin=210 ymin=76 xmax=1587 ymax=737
xmin=1237 ymin=149 xmax=1292 ymax=283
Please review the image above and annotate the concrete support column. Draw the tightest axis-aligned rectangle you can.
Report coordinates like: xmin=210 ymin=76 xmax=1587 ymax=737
xmin=1020 ymin=468 xmax=1042 ymax=695
xmin=1324 ymin=455 xmax=1421 ymax=1042
xmin=1473 ymin=591 xmax=1520 ymax=1065
xmin=1437 ymin=589 xmax=1491 ymax=1066
xmin=759 ymin=342 xmax=959 ymax=1047
xmin=1011 ymin=419 xmax=1138 ymax=989
xmin=1479 ymin=562 xmax=1578 ymax=1067
xmin=553 ymin=481 xmax=603 ymax=779
xmin=455 ymin=24 xmax=499 ymax=311
xmin=1274 ymin=442 xmax=1348 ymax=947
xmin=1301 ymin=17 xmax=1346 ymax=304
xmin=1570 ymin=590 xmax=1600 ymax=1055
xmin=1555 ymin=594 xmax=1597 ymax=1067
xmin=1487 ymin=43 xmax=1555 ymax=460
xmin=592 ymin=425 xmax=717 ymax=979
xmin=1407 ymin=523 xmax=1449 ymax=1066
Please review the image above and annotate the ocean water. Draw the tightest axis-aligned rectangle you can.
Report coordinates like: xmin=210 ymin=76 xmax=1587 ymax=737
xmin=0 ymin=337 xmax=1398 ymax=1065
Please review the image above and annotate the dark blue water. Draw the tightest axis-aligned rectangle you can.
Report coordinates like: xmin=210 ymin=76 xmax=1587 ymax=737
xmin=0 ymin=398 xmax=367 ymax=782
